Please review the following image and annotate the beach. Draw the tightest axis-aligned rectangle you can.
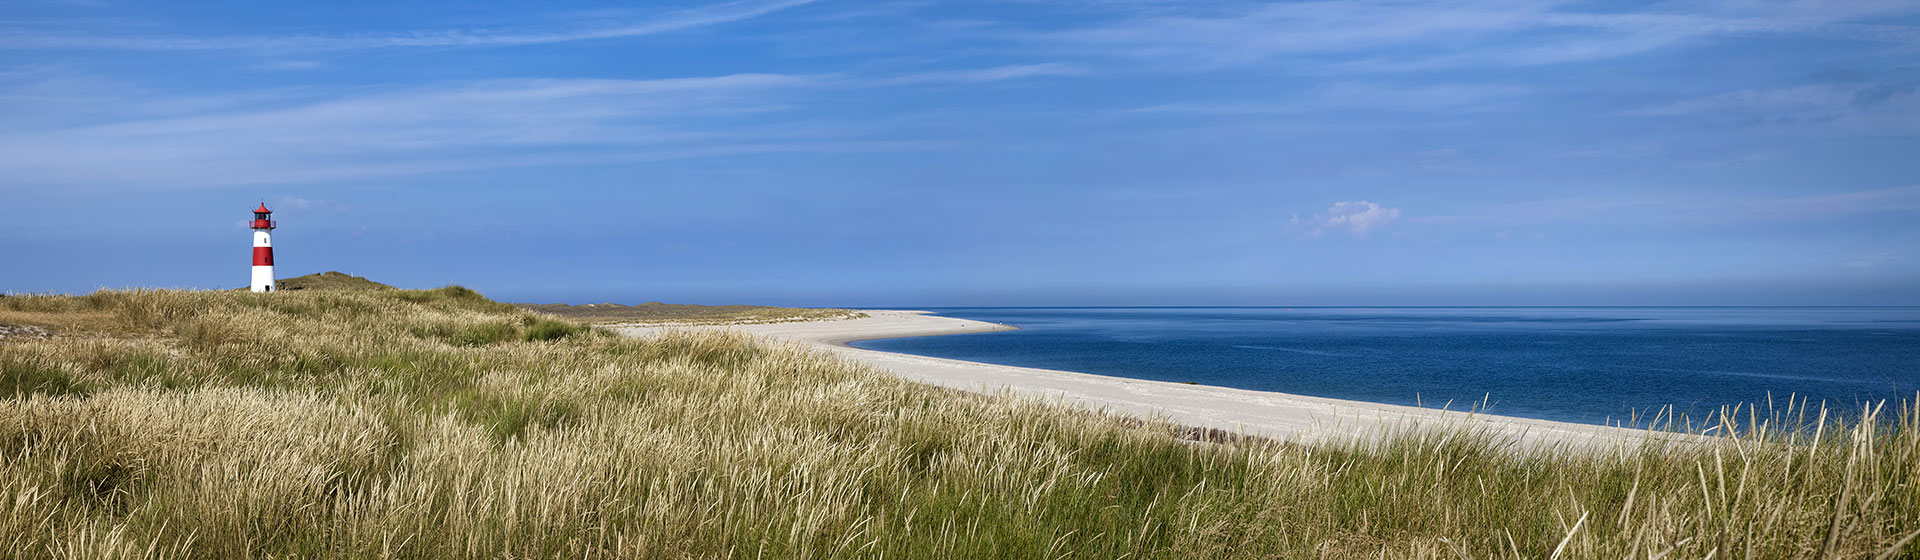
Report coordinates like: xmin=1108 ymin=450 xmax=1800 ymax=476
xmin=619 ymin=309 xmax=1666 ymax=448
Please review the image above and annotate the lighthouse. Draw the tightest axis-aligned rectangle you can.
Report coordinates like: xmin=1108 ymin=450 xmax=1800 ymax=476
xmin=249 ymin=203 xmax=277 ymax=292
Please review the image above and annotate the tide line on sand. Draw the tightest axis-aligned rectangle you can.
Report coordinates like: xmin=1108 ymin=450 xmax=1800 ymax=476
xmin=619 ymin=310 xmax=1673 ymax=449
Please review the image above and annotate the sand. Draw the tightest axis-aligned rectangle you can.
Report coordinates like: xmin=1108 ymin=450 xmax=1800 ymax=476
xmin=619 ymin=310 xmax=1672 ymax=448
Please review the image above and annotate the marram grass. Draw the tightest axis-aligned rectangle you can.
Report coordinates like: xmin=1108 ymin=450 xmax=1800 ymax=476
xmin=2 ymin=288 xmax=1916 ymax=558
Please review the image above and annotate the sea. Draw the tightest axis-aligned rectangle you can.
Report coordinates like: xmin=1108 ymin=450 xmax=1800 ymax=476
xmin=850 ymin=307 xmax=1920 ymax=426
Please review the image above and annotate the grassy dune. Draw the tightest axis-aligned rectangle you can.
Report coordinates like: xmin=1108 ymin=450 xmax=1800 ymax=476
xmin=274 ymin=271 xmax=396 ymax=292
xmin=1 ymin=288 xmax=1916 ymax=558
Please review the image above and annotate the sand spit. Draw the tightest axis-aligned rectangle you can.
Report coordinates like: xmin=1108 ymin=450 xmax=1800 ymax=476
xmin=619 ymin=310 xmax=1672 ymax=448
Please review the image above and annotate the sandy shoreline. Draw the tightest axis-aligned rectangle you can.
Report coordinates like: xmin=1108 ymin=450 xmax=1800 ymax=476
xmin=619 ymin=310 xmax=1670 ymax=448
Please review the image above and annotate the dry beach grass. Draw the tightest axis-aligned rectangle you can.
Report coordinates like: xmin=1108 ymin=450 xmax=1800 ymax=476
xmin=1 ymin=288 xmax=1916 ymax=558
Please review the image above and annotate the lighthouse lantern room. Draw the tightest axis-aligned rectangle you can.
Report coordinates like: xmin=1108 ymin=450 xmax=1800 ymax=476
xmin=250 ymin=203 xmax=277 ymax=292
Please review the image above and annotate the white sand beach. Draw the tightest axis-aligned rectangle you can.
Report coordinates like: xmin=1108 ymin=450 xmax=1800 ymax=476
xmin=620 ymin=310 xmax=1671 ymax=448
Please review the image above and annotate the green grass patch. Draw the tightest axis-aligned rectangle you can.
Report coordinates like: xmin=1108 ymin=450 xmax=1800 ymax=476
xmin=1 ymin=357 xmax=85 ymax=397
xmin=521 ymin=319 xmax=586 ymax=342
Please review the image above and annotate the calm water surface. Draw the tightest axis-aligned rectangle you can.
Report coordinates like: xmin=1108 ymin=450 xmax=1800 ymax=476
xmin=851 ymin=308 xmax=1920 ymax=425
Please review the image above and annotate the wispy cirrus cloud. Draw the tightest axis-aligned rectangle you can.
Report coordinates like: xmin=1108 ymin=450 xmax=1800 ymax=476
xmin=869 ymin=63 xmax=1085 ymax=86
xmin=1020 ymin=0 xmax=1920 ymax=70
xmin=0 ymin=0 xmax=815 ymax=51
xmin=1414 ymin=185 xmax=1920 ymax=229
xmin=0 ymin=64 xmax=1071 ymax=188
xmin=1627 ymin=80 xmax=1920 ymax=135
xmin=1125 ymin=81 xmax=1530 ymax=119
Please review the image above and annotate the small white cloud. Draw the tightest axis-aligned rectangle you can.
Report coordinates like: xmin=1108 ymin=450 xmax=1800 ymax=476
xmin=275 ymin=196 xmax=348 ymax=212
xmin=1300 ymin=200 xmax=1402 ymax=236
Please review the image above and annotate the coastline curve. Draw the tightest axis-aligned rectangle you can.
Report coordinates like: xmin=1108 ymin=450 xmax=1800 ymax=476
xmin=618 ymin=310 xmax=1677 ymax=449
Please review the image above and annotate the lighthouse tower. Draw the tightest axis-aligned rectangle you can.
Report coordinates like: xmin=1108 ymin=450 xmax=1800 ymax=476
xmin=249 ymin=203 xmax=277 ymax=292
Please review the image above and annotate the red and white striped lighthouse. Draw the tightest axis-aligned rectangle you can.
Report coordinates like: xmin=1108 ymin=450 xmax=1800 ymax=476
xmin=249 ymin=203 xmax=277 ymax=292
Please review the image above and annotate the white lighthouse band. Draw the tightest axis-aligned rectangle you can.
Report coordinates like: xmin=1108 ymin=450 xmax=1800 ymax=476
xmin=250 ymin=204 xmax=277 ymax=293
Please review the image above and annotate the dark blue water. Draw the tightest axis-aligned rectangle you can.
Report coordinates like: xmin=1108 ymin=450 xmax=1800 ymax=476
xmin=851 ymin=308 xmax=1920 ymax=426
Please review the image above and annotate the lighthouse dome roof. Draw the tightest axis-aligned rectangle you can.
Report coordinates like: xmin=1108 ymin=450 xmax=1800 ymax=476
xmin=254 ymin=203 xmax=272 ymax=214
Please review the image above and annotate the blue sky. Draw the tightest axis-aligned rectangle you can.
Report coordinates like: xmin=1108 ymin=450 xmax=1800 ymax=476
xmin=2 ymin=0 xmax=1917 ymax=305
